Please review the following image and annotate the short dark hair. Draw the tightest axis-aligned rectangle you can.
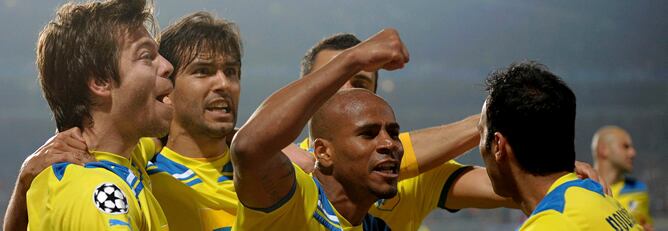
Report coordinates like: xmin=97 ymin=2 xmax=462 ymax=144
xmin=159 ymin=11 xmax=243 ymax=82
xmin=301 ymin=33 xmax=378 ymax=92
xmin=37 ymin=0 xmax=156 ymax=131
xmin=484 ymin=61 xmax=576 ymax=176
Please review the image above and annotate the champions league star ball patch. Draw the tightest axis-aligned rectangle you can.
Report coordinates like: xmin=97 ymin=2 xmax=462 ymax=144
xmin=93 ymin=183 xmax=129 ymax=214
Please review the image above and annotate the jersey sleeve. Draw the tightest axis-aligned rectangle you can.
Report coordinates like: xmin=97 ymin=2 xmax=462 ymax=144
xmin=234 ymin=163 xmax=318 ymax=230
xmin=398 ymin=132 xmax=419 ymax=180
xmin=631 ymin=191 xmax=652 ymax=225
xmin=136 ymin=137 xmax=159 ymax=167
xmin=520 ymin=211 xmax=579 ymax=231
xmin=27 ymin=164 xmax=140 ymax=231
xmin=369 ymin=160 xmax=471 ymax=230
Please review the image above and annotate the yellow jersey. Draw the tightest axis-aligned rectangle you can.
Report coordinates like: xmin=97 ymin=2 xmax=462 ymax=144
xmin=233 ymin=163 xmax=391 ymax=231
xmin=612 ymin=177 xmax=652 ymax=226
xmin=27 ymin=138 xmax=168 ymax=231
xmin=300 ymin=133 xmax=470 ymax=230
xmin=146 ymin=146 xmax=237 ymax=231
xmin=519 ymin=173 xmax=642 ymax=231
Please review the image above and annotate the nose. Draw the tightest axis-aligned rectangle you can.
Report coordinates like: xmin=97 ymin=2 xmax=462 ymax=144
xmin=376 ymin=132 xmax=400 ymax=158
xmin=157 ymin=54 xmax=174 ymax=79
xmin=212 ymin=70 xmax=231 ymax=91
xmin=629 ymin=147 xmax=636 ymax=158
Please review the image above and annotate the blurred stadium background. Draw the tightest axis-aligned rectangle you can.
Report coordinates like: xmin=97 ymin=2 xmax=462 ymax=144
xmin=0 ymin=0 xmax=666 ymax=229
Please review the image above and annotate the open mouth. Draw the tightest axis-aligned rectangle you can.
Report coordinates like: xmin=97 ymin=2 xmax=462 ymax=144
xmin=205 ymin=100 xmax=231 ymax=113
xmin=372 ymin=161 xmax=399 ymax=175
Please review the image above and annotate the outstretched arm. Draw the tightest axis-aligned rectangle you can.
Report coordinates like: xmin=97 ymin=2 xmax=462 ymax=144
xmin=231 ymin=28 xmax=409 ymax=209
xmin=408 ymin=114 xmax=480 ymax=173
xmin=444 ymin=161 xmax=608 ymax=210
xmin=4 ymin=128 xmax=93 ymax=231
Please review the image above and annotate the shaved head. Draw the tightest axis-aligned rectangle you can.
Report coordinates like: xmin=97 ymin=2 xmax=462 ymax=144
xmin=592 ymin=125 xmax=636 ymax=173
xmin=310 ymin=88 xmax=402 ymax=200
xmin=310 ymin=89 xmax=392 ymax=141
xmin=592 ymin=126 xmax=630 ymax=157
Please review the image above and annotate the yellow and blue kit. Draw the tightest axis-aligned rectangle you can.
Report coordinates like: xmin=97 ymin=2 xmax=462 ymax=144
xmin=612 ymin=177 xmax=652 ymax=226
xmin=146 ymin=146 xmax=237 ymax=231
xmin=519 ymin=173 xmax=642 ymax=230
xmin=27 ymin=138 xmax=168 ymax=231
xmin=301 ymin=133 xmax=471 ymax=231
xmin=233 ymin=163 xmax=390 ymax=231
xmin=368 ymin=132 xmax=470 ymax=231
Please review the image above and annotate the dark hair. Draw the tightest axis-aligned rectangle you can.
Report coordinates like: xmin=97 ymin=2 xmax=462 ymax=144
xmin=301 ymin=33 xmax=378 ymax=92
xmin=484 ymin=61 xmax=576 ymax=176
xmin=37 ymin=0 xmax=156 ymax=131
xmin=159 ymin=11 xmax=243 ymax=82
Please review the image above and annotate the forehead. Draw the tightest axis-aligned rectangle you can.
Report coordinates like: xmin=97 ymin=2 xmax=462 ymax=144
xmin=120 ymin=27 xmax=155 ymax=52
xmin=337 ymin=97 xmax=396 ymax=128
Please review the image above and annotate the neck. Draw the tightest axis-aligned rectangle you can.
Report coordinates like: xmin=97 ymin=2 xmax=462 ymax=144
xmin=82 ymin=116 xmax=139 ymax=159
xmin=313 ymin=171 xmax=376 ymax=226
xmin=513 ymin=171 xmax=569 ymax=216
xmin=595 ymin=161 xmax=624 ymax=185
xmin=166 ymin=122 xmax=229 ymax=158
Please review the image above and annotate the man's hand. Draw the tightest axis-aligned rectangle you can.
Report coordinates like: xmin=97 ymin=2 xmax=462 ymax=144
xmin=574 ymin=161 xmax=610 ymax=195
xmin=350 ymin=28 xmax=409 ymax=72
xmin=19 ymin=127 xmax=93 ymax=186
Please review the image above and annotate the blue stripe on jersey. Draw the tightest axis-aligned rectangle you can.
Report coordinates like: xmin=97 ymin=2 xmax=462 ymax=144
xmin=185 ymin=178 xmax=203 ymax=187
xmin=213 ymin=227 xmax=231 ymax=231
xmin=151 ymin=154 xmax=196 ymax=181
xmin=531 ymin=178 xmax=604 ymax=215
xmin=52 ymin=162 xmax=71 ymax=181
xmin=218 ymin=175 xmax=233 ymax=182
xmin=620 ymin=178 xmax=648 ymax=195
xmin=312 ymin=177 xmax=343 ymax=231
xmin=85 ymin=161 xmax=144 ymax=200
xmin=109 ymin=219 xmax=131 ymax=229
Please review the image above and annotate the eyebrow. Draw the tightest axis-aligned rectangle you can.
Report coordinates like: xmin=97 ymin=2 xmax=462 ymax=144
xmin=188 ymin=58 xmax=240 ymax=67
xmin=352 ymin=74 xmax=373 ymax=82
xmin=133 ymin=38 xmax=158 ymax=54
xmin=354 ymin=122 xmax=400 ymax=132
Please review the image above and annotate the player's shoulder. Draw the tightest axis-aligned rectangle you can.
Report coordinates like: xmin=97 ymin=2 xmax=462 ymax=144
xmin=521 ymin=210 xmax=578 ymax=231
xmin=29 ymin=162 xmax=136 ymax=215
xmin=33 ymin=162 xmax=126 ymax=186
xmin=621 ymin=177 xmax=648 ymax=194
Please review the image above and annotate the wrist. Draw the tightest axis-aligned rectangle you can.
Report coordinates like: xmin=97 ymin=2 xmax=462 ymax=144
xmin=336 ymin=48 xmax=364 ymax=74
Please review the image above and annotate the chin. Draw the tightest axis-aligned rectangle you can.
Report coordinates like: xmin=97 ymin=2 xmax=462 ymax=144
xmin=373 ymin=186 xmax=398 ymax=199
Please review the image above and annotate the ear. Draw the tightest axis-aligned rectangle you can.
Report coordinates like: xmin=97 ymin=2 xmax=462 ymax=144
xmin=313 ymin=138 xmax=333 ymax=174
xmin=493 ymin=132 xmax=510 ymax=162
xmin=88 ymin=77 xmax=111 ymax=98
xmin=596 ymin=143 xmax=608 ymax=159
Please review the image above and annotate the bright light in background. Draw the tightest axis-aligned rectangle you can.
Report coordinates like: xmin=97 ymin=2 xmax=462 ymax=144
xmin=380 ymin=79 xmax=395 ymax=93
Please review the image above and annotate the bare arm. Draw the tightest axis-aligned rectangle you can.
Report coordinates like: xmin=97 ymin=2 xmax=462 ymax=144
xmin=4 ymin=128 xmax=93 ymax=231
xmin=444 ymin=167 xmax=516 ymax=209
xmin=231 ymin=28 xmax=409 ymax=209
xmin=409 ymin=114 xmax=480 ymax=173
xmin=444 ymin=161 xmax=608 ymax=210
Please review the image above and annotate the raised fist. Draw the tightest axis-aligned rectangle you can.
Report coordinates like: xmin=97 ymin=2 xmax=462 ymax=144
xmin=349 ymin=28 xmax=410 ymax=72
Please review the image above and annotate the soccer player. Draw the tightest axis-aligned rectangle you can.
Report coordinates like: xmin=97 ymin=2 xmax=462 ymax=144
xmin=24 ymin=0 xmax=174 ymax=230
xmin=593 ymin=126 xmax=653 ymax=230
xmin=145 ymin=12 xmax=242 ymax=230
xmin=291 ymin=33 xmax=512 ymax=230
xmin=230 ymin=28 xmax=409 ymax=230
xmin=477 ymin=61 xmax=641 ymax=230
